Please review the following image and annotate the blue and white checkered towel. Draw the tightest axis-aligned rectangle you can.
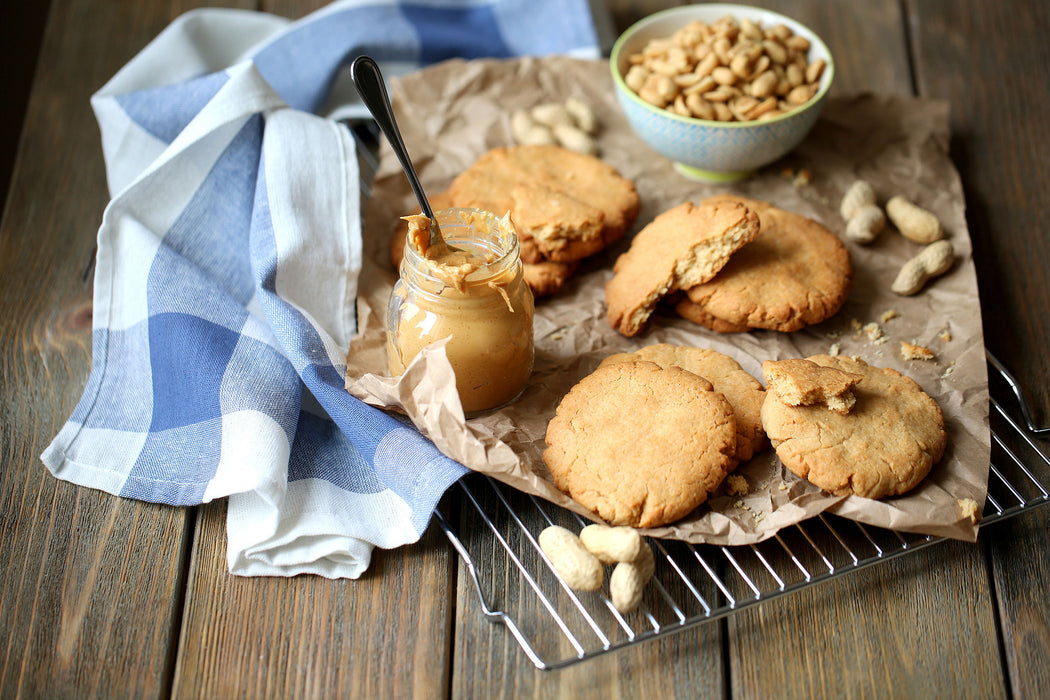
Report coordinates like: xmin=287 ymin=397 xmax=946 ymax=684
xmin=41 ymin=0 xmax=600 ymax=579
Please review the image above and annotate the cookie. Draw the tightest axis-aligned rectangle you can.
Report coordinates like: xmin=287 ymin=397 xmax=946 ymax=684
xmin=599 ymin=344 xmax=767 ymax=461
xmin=388 ymin=191 xmax=578 ymax=298
xmin=678 ymin=196 xmax=851 ymax=332
xmin=762 ymin=358 xmax=863 ymax=414
xmin=544 ymin=360 xmax=737 ymax=528
xmin=760 ymin=355 xmax=946 ymax=499
xmin=605 ymin=199 xmax=760 ymax=337
xmin=522 ymin=258 xmax=580 ymax=297
xmin=447 ymin=145 xmax=640 ymax=263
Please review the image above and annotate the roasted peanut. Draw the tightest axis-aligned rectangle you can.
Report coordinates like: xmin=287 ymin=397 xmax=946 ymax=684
xmin=891 ymin=239 xmax=955 ymax=295
xmin=538 ymin=526 xmax=603 ymax=591
xmin=625 ymin=65 xmax=649 ymax=92
xmin=844 ymin=203 xmax=886 ymax=244
xmin=886 ymin=195 xmax=945 ymax=244
xmin=840 ymin=180 xmax=877 ymax=220
xmin=623 ymin=15 xmax=826 ymax=122
xmin=609 ymin=544 xmax=655 ymax=614
xmin=579 ymin=524 xmax=643 ymax=564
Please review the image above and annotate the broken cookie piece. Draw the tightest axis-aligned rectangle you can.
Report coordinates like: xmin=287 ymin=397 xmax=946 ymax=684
xmin=900 ymin=340 xmax=935 ymax=361
xmin=605 ymin=198 xmax=760 ymax=337
xmin=762 ymin=358 xmax=863 ymax=415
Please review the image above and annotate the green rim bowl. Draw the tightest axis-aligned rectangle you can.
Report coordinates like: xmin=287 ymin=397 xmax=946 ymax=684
xmin=610 ymin=4 xmax=835 ymax=183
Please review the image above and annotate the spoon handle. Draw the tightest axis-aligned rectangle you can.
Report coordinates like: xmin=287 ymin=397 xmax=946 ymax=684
xmin=350 ymin=55 xmax=435 ymax=221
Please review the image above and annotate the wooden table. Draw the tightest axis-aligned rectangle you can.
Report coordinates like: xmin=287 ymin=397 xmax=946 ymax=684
xmin=2 ymin=1 xmax=1048 ymax=696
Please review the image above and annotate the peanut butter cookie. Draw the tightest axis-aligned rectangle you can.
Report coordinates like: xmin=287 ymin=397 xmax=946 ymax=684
xmin=678 ymin=196 xmax=851 ymax=332
xmin=762 ymin=358 xmax=863 ymax=414
xmin=761 ymin=355 xmax=946 ymax=499
xmin=447 ymin=145 xmax=640 ymax=263
xmin=599 ymin=344 xmax=767 ymax=461
xmin=544 ymin=360 xmax=737 ymax=528
xmin=605 ymin=198 xmax=760 ymax=337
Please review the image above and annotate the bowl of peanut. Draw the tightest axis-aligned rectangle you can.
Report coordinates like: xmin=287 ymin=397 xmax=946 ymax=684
xmin=610 ymin=5 xmax=833 ymax=182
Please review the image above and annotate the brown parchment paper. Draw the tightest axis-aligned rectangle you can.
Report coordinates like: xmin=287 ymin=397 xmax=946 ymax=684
xmin=345 ymin=56 xmax=990 ymax=544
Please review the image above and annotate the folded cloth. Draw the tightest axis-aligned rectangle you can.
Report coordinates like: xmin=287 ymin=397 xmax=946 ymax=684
xmin=41 ymin=0 xmax=600 ymax=579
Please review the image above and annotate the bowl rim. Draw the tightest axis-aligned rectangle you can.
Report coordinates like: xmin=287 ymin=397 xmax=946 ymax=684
xmin=609 ymin=3 xmax=835 ymax=129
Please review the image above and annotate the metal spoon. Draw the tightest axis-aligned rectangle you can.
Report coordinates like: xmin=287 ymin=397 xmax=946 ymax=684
xmin=350 ymin=55 xmax=447 ymax=249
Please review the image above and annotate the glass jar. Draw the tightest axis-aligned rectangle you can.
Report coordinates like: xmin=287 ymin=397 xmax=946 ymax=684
xmin=387 ymin=208 xmax=535 ymax=413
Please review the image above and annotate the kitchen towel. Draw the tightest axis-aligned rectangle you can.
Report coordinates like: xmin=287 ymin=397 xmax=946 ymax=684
xmin=41 ymin=0 xmax=600 ymax=578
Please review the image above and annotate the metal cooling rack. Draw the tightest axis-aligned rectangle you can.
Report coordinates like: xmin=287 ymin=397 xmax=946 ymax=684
xmin=435 ymin=351 xmax=1050 ymax=671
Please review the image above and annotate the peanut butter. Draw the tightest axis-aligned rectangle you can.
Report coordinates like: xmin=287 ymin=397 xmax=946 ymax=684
xmin=387 ymin=208 xmax=534 ymax=413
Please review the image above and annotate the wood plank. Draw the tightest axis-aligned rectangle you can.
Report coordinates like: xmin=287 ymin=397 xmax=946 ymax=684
xmin=907 ymin=1 xmax=1050 ymax=695
xmin=173 ymin=500 xmax=456 ymax=697
xmin=0 ymin=0 xmax=250 ymax=695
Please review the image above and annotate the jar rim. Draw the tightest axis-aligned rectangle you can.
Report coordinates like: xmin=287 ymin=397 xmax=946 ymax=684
xmin=400 ymin=207 xmax=521 ymax=290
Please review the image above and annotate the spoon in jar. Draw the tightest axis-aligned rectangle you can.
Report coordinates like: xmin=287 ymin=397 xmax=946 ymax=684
xmin=350 ymin=55 xmax=453 ymax=252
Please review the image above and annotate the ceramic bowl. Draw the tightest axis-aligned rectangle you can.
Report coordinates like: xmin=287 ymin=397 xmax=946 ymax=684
xmin=610 ymin=4 xmax=834 ymax=182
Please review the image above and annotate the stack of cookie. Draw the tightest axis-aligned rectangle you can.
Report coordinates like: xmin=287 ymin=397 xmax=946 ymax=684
xmin=544 ymin=344 xmax=766 ymax=528
xmin=605 ymin=194 xmax=852 ymax=335
xmin=390 ymin=144 xmax=640 ymax=297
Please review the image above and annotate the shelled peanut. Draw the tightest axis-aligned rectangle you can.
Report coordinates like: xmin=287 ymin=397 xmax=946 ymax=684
xmin=623 ymin=15 xmax=827 ymax=122
xmin=539 ymin=524 xmax=655 ymax=613
xmin=511 ymin=98 xmax=599 ymax=154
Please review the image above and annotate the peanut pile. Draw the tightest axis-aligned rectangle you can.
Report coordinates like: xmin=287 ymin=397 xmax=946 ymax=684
xmin=624 ymin=15 xmax=827 ymax=122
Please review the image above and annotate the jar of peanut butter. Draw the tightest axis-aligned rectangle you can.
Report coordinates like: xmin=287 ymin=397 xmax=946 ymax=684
xmin=387 ymin=208 xmax=534 ymax=413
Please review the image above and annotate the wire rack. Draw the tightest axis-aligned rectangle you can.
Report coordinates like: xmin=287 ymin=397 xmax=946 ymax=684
xmin=434 ymin=352 xmax=1050 ymax=670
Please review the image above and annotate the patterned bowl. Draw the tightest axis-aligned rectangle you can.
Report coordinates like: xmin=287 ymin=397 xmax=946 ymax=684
xmin=610 ymin=4 xmax=834 ymax=183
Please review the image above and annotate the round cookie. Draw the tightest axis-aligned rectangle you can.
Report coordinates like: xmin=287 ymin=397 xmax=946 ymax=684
xmin=760 ymin=354 xmax=946 ymax=499
xmin=544 ymin=360 xmax=737 ymax=528
xmin=599 ymin=344 xmax=767 ymax=461
xmin=388 ymin=192 xmax=578 ymax=298
xmin=680 ymin=196 xmax=851 ymax=332
xmin=604 ymin=199 xmax=760 ymax=337
xmin=447 ymin=145 xmax=640 ymax=263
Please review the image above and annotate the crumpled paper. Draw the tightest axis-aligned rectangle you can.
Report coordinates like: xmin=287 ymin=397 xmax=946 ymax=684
xmin=346 ymin=56 xmax=990 ymax=544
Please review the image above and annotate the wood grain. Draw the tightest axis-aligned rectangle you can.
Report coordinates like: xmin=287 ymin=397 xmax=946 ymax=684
xmin=3 ymin=0 xmax=1049 ymax=697
xmin=0 ymin=0 xmax=251 ymax=696
xmin=172 ymin=500 xmax=456 ymax=698
xmin=907 ymin=1 xmax=1050 ymax=696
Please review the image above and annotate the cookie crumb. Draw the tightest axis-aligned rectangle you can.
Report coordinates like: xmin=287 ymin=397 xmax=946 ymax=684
xmin=958 ymin=498 xmax=981 ymax=525
xmin=826 ymin=330 xmax=841 ymax=340
xmin=864 ymin=322 xmax=887 ymax=344
xmin=850 ymin=318 xmax=863 ymax=332
xmin=829 ymin=342 xmax=841 ymax=357
xmin=939 ymin=329 xmax=952 ymax=342
xmin=753 ymin=511 xmax=766 ymax=524
xmin=900 ymin=340 xmax=935 ymax=361
xmin=726 ymin=474 xmax=749 ymax=496
xmin=880 ymin=309 xmax=900 ymax=323
xmin=793 ymin=169 xmax=812 ymax=187
xmin=941 ymin=363 xmax=956 ymax=378
xmin=778 ymin=481 xmax=788 ymax=491
xmin=552 ymin=332 xmax=564 ymax=341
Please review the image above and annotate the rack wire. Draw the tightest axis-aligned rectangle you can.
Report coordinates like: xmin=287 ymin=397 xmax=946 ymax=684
xmin=435 ymin=352 xmax=1050 ymax=670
